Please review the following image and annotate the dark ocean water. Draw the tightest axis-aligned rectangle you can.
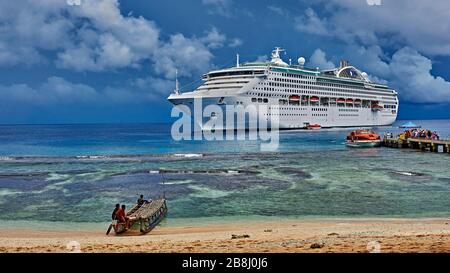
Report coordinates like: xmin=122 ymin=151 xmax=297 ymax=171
xmin=1 ymin=120 xmax=450 ymax=226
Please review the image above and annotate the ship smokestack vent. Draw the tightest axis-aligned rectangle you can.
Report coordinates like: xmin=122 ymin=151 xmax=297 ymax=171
xmin=340 ymin=60 xmax=349 ymax=68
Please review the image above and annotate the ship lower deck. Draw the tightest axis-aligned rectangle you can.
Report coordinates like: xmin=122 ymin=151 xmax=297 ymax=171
xmin=169 ymin=95 xmax=397 ymax=131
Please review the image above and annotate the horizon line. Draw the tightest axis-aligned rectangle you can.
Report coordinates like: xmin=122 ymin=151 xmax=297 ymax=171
xmin=1 ymin=118 xmax=450 ymax=126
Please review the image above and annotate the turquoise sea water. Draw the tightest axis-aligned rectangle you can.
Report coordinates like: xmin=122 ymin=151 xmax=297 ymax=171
xmin=0 ymin=120 xmax=450 ymax=228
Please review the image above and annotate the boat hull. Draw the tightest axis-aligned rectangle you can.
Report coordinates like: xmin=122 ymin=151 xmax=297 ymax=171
xmin=346 ymin=140 xmax=382 ymax=148
xmin=139 ymin=200 xmax=168 ymax=234
xmin=168 ymin=94 xmax=397 ymax=131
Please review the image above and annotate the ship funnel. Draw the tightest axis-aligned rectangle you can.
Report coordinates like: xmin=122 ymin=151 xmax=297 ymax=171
xmin=340 ymin=60 xmax=349 ymax=68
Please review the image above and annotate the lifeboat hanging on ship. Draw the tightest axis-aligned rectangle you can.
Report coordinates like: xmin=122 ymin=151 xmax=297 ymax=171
xmin=310 ymin=96 xmax=319 ymax=102
xmin=289 ymin=95 xmax=300 ymax=101
xmin=372 ymin=105 xmax=384 ymax=111
xmin=346 ymin=129 xmax=382 ymax=148
xmin=371 ymin=101 xmax=384 ymax=111
xmin=337 ymin=98 xmax=346 ymax=104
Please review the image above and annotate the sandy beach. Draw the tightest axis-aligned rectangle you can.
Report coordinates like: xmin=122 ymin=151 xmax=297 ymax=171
xmin=1 ymin=218 xmax=449 ymax=253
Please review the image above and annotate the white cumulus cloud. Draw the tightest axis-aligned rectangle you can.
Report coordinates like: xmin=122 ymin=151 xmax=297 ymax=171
xmin=0 ymin=0 xmax=229 ymax=79
xmin=293 ymin=1 xmax=450 ymax=104
xmin=389 ymin=47 xmax=450 ymax=103
xmin=0 ymin=75 xmax=175 ymax=106
xmin=295 ymin=8 xmax=330 ymax=36
xmin=0 ymin=77 xmax=99 ymax=105
xmin=312 ymin=47 xmax=450 ymax=103
xmin=155 ymin=34 xmax=214 ymax=79
xmin=200 ymin=27 xmax=227 ymax=49
xmin=202 ymin=0 xmax=233 ymax=17
xmin=228 ymin=38 xmax=243 ymax=48
xmin=309 ymin=49 xmax=335 ymax=70
xmin=295 ymin=0 xmax=450 ymax=56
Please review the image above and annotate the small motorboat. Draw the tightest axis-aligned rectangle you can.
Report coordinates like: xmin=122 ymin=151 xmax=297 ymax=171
xmin=346 ymin=129 xmax=381 ymax=148
xmin=306 ymin=124 xmax=321 ymax=130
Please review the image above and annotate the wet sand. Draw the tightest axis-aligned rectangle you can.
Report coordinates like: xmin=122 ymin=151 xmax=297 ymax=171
xmin=1 ymin=218 xmax=449 ymax=253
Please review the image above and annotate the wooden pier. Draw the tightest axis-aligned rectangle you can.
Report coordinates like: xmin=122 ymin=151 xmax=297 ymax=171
xmin=383 ymin=137 xmax=450 ymax=154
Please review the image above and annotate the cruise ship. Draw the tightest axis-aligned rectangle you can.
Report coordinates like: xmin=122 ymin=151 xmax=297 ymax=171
xmin=168 ymin=47 xmax=398 ymax=130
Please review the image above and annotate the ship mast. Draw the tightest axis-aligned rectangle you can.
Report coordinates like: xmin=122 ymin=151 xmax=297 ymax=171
xmin=173 ymin=69 xmax=180 ymax=94
xmin=270 ymin=47 xmax=288 ymax=66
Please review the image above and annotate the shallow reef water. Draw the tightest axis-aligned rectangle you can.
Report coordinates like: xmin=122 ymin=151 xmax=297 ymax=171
xmin=1 ymin=121 xmax=450 ymax=224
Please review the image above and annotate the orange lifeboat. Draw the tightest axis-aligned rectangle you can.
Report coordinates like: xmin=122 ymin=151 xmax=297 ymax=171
xmin=346 ymin=129 xmax=381 ymax=148
xmin=310 ymin=96 xmax=320 ymax=102
xmin=306 ymin=124 xmax=321 ymax=130
xmin=289 ymin=95 xmax=300 ymax=101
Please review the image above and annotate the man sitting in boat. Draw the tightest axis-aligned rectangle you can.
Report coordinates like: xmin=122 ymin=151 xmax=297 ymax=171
xmin=137 ymin=194 xmax=152 ymax=206
xmin=137 ymin=195 xmax=146 ymax=206
xmin=111 ymin=203 xmax=120 ymax=220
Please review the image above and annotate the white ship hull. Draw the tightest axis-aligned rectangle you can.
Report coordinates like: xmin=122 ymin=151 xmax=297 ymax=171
xmin=170 ymin=95 xmax=397 ymax=131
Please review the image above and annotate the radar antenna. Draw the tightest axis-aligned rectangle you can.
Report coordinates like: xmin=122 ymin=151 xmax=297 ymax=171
xmin=271 ymin=47 xmax=285 ymax=59
xmin=270 ymin=47 xmax=288 ymax=66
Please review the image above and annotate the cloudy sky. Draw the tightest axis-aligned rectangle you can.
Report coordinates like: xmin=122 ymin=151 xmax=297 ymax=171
xmin=1 ymin=0 xmax=449 ymax=123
